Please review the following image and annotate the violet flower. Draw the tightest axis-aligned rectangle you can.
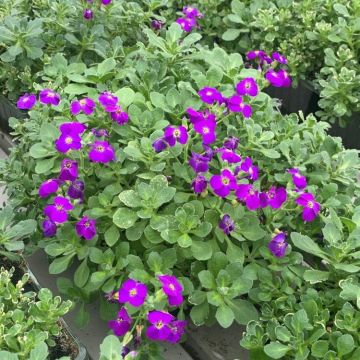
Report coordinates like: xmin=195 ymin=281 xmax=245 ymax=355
xmin=218 ymin=214 xmax=235 ymax=235
xmin=268 ymin=232 xmax=288 ymax=257
xmin=167 ymin=320 xmax=187 ymax=343
xmin=92 ymin=128 xmax=109 ymax=138
xmin=235 ymin=184 xmax=261 ymax=211
xmin=189 ymin=152 xmax=210 ymax=173
xmin=146 ymin=311 xmax=174 ymax=341
xmin=83 ymin=9 xmax=93 ymax=20
xmin=238 ymin=157 xmax=259 ymax=181
xmin=183 ymin=6 xmax=202 ymax=18
xmin=223 ymin=137 xmax=239 ymax=150
xmin=152 ymin=138 xmax=168 ymax=153
xmin=295 ymin=193 xmax=321 ymax=222
xmin=38 ymin=179 xmax=59 ymax=198
xmin=288 ymin=168 xmax=307 ymax=189
xmin=227 ymin=96 xmax=252 ymax=117
xmin=88 ymin=141 xmax=115 ymax=163
xmin=108 ymin=308 xmax=132 ymax=337
xmin=101 ymin=0 xmax=112 ymax=4
xmin=194 ymin=118 xmax=216 ymax=145
xmin=76 ymin=216 xmax=96 ymax=240
xmin=198 ymin=87 xmax=223 ymax=104
xmin=246 ymin=50 xmax=267 ymax=61
xmin=151 ymin=19 xmax=165 ymax=30
xmin=236 ymin=78 xmax=259 ymax=97
xmin=44 ymin=196 xmax=74 ymax=224
xmin=164 ymin=126 xmax=188 ymax=146
xmin=68 ymin=180 xmax=85 ymax=200
xmin=186 ymin=108 xmax=205 ymax=124
xmin=218 ymin=148 xmax=241 ymax=164
xmin=272 ymin=52 xmax=287 ymax=64
xmin=98 ymin=91 xmax=118 ymax=110
xmin=111 ymin=107 xmax=129 ymax=125
xmin=158 ymin=275 xmax=183 ymax=306
xmin=59 ymin=159 xmax=78 ymax=181
xmin=17 ymin=93 xmax=36 ymax=110
xmin=42 ymin=219 xmax=57 ymax=237
xmin=192 ymin=175 xmax=207 ymax=194
xmin=39 ymin=89 xmax=60 ymax=106
xmin=176 ymin=17 xmax=196 ymax=32
xmin=59 ymin=122 xmax=87 ymax=135
xmin=264 ymin=186 xmax=287 ymax=209
xmin=209 ymin=169 xmax=237 ymax=198
xmin=265 ymin=69 xmax=291 ymax=87
xmin=118 ymin=279 xmax=148 ymax=307
xmin=55 ymin=133 xmax=82 ymax=153
xmin=70 ymin=98 xmax=96 ymax=116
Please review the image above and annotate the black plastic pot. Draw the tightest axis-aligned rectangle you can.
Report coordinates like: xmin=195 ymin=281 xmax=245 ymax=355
xmin=1 ymin=256 xmax=89 ymax=360
xmin=264 ymin=80 xmax=320 ymax=116
xmin=0 ymin=95 xmax=26 ymax=134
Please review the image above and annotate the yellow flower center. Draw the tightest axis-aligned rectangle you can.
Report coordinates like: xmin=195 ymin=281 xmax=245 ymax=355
xmin=65 ymin=136 xmax=73 ymax=144
xmin=129 ymin=289 xmax=137 ymax=297
xmin=249 ymin=189 xmax=255 ymax=195
xmin=307 ymin=201 xmax=314 ymax=209
xmin=79 ymin=99 xmax=86 ymax=106
xmin=84 ymin=222 xmax=90 ymax=228
xmin=96 ymin=145 xmax=105 ymax=152
xmin=155 ymin=321 xmax=164 ymax=329
xmin=203 ymin=127 xmax=209 ymax=134
xmin=222 ymin=178 xmax=229 ymax=185
xmin=173 ymin=129 xmax=180 ymax=137
xmin=64 ymin=161 xmax=72 ymax=168
xmin=56 ymin=205 xmax=63 ymax=211
xmin=206 ymin=91 xmax=213 ymax=96
xmin=169 ymin=284 xmax=175 ymax=291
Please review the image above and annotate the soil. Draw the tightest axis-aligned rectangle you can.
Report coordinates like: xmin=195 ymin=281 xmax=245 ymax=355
xmin=0 ymin=256 xmax=79 ymax=359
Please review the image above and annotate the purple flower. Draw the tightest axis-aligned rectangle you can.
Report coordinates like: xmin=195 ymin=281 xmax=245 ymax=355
xmin=186 ymin=108 xmax=205 ymax=124
xmin=70 ymin=98 xmax=96 ymax=116
xmin=88 ymin=141 xmax=115 ymax=163
xmin=151 ymin=19 xmax=164 ymax=30
xmin=198 ymin=87 xmax=223 ymax=104
xmin=236 ymin=78 xmax=259 ymax=97
xmin=158 ymin=275 xmax=183 ymax=306
xmin=38 ymin=179 xmax=59 ymax=198
xmin=194 ymin=118 xmax=216 ymax=144
xmin=223 ymin=137 xmax=239 ymax=150
xmin=218 ymin=148 xmax=241 ymax=164
xmin=219 ymin=214 xmax=235 ymax=235
xmin=42 ymin=219 xmax=57 ymax=237
xmin=288 ymin=168 xmax=307 ymax=189
xmin=183 ymin=6 xmax=202 ymax=18
xmin=111 ymin=107 xmax=129 ymax=125
xmin=164 ymin=126 xmax=188 ymax=146
xmin=39 ymin=89 xmax=60 ymax=106
xmin=210 ymin=169 xmax=237 ymax=198
xmin=118 ymin=279 xmax=147 ymax=307
xmin=108 ymin=308 xmax=132 ymax=337
xmin=59 ymin=122 xmax=87 ymax=135
xmin=192 ymin=175 xmax=207 ymax=194
xmin=269 ymin=232 xmax=288 ymax=258
xmin=152 ymin=138 xmax=168 ymax=153
xmin=227 ymin=96 xmax=252 ymax=118
xmin=235 ymin=184 xmax=261 ymax=211
xmin=176 ymin=17 xmax=196 ymax=32
xmin=92 ymin=128 xmax=109 ymax=137
xmin=44 ymin=196 xmax=74 ymax=224
xmin=68 ymin=180 xmax=84 ymax=200
xmin=263 ymin=186 xmax=287 ymax=209
xmin=17 ymin=93 xmax=36 ymax=110
xmin=189 ymin=152 xmax=210 ymax=173
xmin=237 ymin=157 xmax=259 ymax=181
xmin=146 ymin=311 xmax=174 ymax=341
xmin=101 ymin=0 xmax=112 ymax=5
xmin=83 ymin=9 xmax=93 ymax=20
xmin=55 ymin=133 xmax=82 ymax=153
xmin=98 ymin=91 xmax=118 ymax=110
xmin=59 ymin=159 xmax=78 ymax=181
xmin=76 ymin=216 xmax=96 ymax=240
xmin=265 ymin=69 xmax=291 ymax=88
xmin=167 ymin=320 xmax=187 ymax=343
xmin=246 ymin=50 xmax=267 ymax=61
xmin=295 ymin=193 xmax=321 ymax=222
xmin=272 ymin=52 xmax=287 ymax=64
xmin=203 ymin=144 xmax=214 ymax=160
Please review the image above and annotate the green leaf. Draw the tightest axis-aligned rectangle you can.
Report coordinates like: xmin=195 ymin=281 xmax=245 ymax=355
xmin=64 ymin=84 xmax=93 ymax=95
xmin=291 ymin=233 xmax=328 ymax=259
xmin=222 ymin=29 xmax=241 ymax=41
xmin=337 ymin=334 xmax=354 ymax=356
xmin=0 ymin=351 xmax=19 ymax=360
xmin=97 ymin=58 xmax=116 ymax=77
xmin=105 ymin=225 xmax=120 ymax=247
xmin=311 ymin=340 xmax=329 ymax=357
xmin=216 ymin=306 xmax=235 ymax=328
xmin=303 ymin=270 xmax=330 ymax=284
xmin=333 ymin=3 xmax=349 ymax=17
xmin=29 ymin=342 xmax=48 ymax=360
xmin=190 ymin=302 xmax=209 ymax=326
xmin=150 ymin=92 xmax=170 ymax=111
xmin=74 ymin=259 xmax=90 ymax=288
xmin=35 ymin=158 xmax=55 ymax=174
xmin=228 ymin=299 xmax=259 ymax=325
xmin=5 ymin=219 xmax=37 ymax=240
xmin=191 ymin=240 xmax=213 ymax=260
xmin=49 ymin=254 xmax=75 ymax=274
xmin=198 ymin=270 xmax=215 ymax=289
xmin=178 ymin=233 xmax=192 ymax=248
xmin=264 ymin=343 xmax=292 ymax=359
xmin=115 ymin=87 xmax=135 ymax=108
xmin=29 ymin=143 xmax=52 ymax=158
xmin=113 ymin=208 xmax=138 ymax=229
xmin=322 ymin=223 xmax=341 ymax=245
xmin=260 ymin=149 xmax=281 ymax=159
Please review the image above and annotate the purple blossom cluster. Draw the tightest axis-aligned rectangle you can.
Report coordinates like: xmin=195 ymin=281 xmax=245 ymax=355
xmin=246 ymin=50 xmax=292 ymax=88
xmin=83 ymin=0 xmax=112 ymax=21
xmin=108 ymin=276 xmax=186 ymax=346
xmin=17 ymin=89 xmax=61 ymax=110
xmin=176 ymin=5 xmax=203 ymax=32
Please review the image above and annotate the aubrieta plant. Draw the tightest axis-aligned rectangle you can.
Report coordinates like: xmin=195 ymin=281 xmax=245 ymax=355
xmin=1 ymin=9 xmax=360 ymax=360
xmin=0 ymin=267 xmax=72 ymax=360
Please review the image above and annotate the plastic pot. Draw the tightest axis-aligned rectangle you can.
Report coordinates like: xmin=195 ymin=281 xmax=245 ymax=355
xmin=0 ymin=256 xmax=89 ymax=360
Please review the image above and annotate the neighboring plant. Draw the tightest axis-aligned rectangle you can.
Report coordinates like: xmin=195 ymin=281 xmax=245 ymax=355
xmin=0 ymin=267 xmax=72 ymax=360
xmin=0 ymin=205 xmax=37 ymax=261
xmin=222 ymin=0 xmax=360 ymax=125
